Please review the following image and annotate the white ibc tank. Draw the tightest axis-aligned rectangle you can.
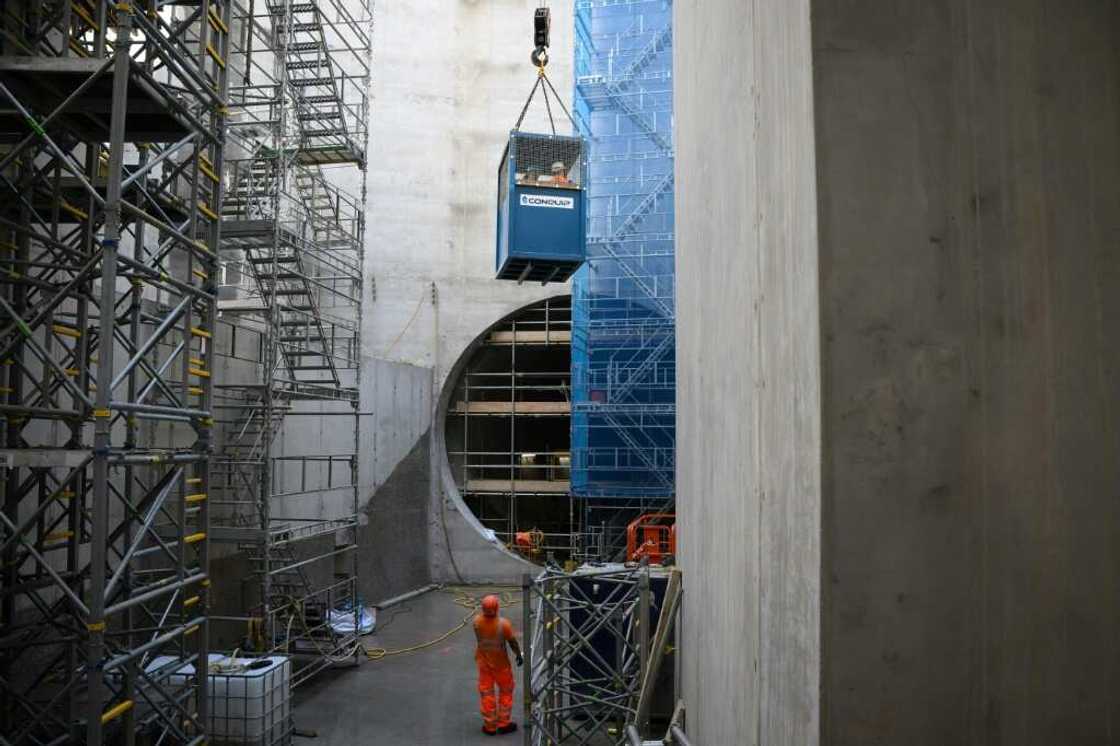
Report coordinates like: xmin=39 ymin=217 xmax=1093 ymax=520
xmin=146 ymin=654 xmax=291 ymax=745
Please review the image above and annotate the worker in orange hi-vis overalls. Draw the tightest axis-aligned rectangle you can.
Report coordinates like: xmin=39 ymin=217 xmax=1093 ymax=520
xmin=474 ymin=594 xmax=523 ymax=736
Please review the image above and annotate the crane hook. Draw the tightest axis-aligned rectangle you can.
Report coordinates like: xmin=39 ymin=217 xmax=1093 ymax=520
xmin=532 ymin=7 xmax=550 ymax=68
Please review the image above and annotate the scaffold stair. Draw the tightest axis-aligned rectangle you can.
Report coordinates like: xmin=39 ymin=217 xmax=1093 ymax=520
xmin=268 ymin=0 xmax=363 ymax=165
xmin=591 ymin=171 xmax=676 ymax=319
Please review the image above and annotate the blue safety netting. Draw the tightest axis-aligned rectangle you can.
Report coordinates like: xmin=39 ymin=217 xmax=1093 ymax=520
xmin=570 ymin=0 xmax=675 ymax=499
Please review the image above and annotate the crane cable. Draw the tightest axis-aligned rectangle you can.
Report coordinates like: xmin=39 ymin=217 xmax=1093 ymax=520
xmin=513 ymin=64 xmax=577 ymax=134
xmin=513 ymin=6 xmax=576 ymax=134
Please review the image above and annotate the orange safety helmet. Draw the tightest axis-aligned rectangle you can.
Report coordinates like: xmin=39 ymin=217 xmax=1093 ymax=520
xmin=481 ymin=594 xmax=500 ymax=617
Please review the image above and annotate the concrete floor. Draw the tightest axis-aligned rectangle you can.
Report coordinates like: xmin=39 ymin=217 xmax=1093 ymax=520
xmin=292 ymin=587 xmax=525 ymax=745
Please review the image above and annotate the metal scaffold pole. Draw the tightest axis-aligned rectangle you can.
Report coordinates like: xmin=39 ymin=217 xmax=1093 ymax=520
xmin=84 ymin=8 xmax=133 ymax=742
xmin=0 ymin=0 xmax=231 ymax=742
xmin=208 ymin=0 xmax=372 ymax=687
xmin=525 ymin=563 xmax=654 ymax=745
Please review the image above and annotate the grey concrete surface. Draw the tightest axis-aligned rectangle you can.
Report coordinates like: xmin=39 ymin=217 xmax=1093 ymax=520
xmin=813 ymin=1 xmax=1120 ymax=743
xmin=674 ymin=2 xmax=822 ymax=744
xmin=292 ymin=587 xmax=526 ymax=746
xmin=675 ymin=0 xmax=1120 ymax=744
xmin=429 ymin=493 xmax=536 ymax=585
xmin=355 ymin=1 xmax=580 ymax=583
xmin=358 ymin=434 xmax=432 ymax=602
xmin=272 ymin=398 xmax=361 ymax=522
xmin=358 ymin=358 xmax=433 ymax=511
xmin=362 ymin=0 xmax=575 ymax=390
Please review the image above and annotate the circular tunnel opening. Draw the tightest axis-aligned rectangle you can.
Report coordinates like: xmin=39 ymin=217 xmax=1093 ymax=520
xmin=443 ymin=296 xmax=575 ymax=563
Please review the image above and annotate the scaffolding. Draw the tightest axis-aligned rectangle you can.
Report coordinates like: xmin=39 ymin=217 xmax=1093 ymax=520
xmin=209 ymin=0 xmax=370 ymax=687
xmin=523 ymin=563 xmax=680 ymax=745
xmin=446 ymin=297 xmax=579 ymax=558
xmin=571 ymin=0 xmax=676 ymax=558
xmin=0 ymin=1 xmax=230 ymax=743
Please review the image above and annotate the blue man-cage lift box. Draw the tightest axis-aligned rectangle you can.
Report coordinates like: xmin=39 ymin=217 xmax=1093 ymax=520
xmin=495 ymin=130 xmax=587 ymax=283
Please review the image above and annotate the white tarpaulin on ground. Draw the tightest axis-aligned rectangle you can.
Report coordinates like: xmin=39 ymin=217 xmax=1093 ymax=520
xmin=328 ymin=606 xmax=376 ymax=635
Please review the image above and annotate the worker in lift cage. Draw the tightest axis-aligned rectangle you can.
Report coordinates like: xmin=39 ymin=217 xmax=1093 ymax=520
xmin=473 ymin=594 xmax=523 ymax=736
xmin=549 ymin=161 xmax=571 ymax=186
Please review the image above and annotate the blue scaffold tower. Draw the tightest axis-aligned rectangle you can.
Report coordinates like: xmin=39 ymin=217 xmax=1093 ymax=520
xmin=571 ymin=0 xmax=676 ymax=551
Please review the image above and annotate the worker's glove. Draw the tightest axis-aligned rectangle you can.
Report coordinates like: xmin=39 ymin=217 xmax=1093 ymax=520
xmin=516 ymin=654 xmax=524 ymax=667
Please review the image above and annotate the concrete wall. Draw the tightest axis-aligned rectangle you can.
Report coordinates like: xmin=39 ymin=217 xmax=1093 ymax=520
xmin=813 ymin=1 xmax=1120 ymax=743
xmin=674 ymin=1 xmax=821 ymax=744
xmin=352 ymin=353 xmax=530 ymax=596
xmin=358 ymin=357 xmax=432 ymax=504
xmin=363 ymin=0 xmax=575 ymax=391
xmin=353 ymin=358 xmax=433 ymax=598
xmin=357 ymin=433 xmax=432 ymax=602
xmin=361 ymin=0 xmax=576 ymax=583
xmin=675 ymin=0 xmax=1120 ymax=743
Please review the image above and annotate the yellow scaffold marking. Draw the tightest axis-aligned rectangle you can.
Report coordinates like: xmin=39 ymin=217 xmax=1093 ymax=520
xmin=60 ymin=201 xmax=88 ymax=221
xmin=207 ymin=7 xmax=229 ymax=35
xmin=100 ymin=700 xmax=133 ymax=725
xmin=198 ymin=159 xmax=220 ymax=184
xmin=71 ymin=3 xmax=100 ymax=31
xmin=44 ymin=530 xmax=74 ymax=545
xmin=207 ymin=44 xmax=226 ymax=70
xmin=198 ymin=201 xmax=219 ymax=221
